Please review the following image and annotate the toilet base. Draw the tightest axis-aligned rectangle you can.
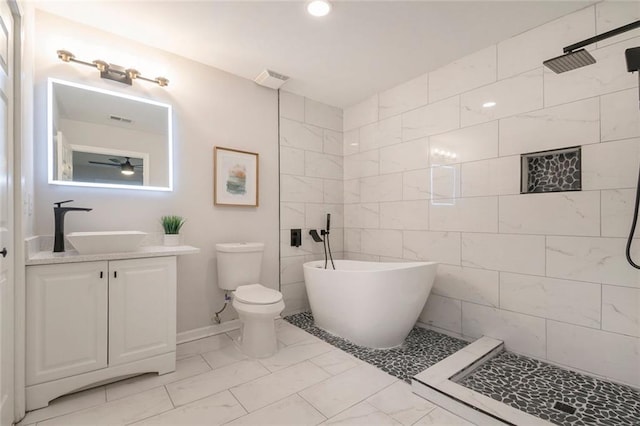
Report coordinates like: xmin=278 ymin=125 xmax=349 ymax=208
xmin=234 ymin=299 xmax=285 ymax=358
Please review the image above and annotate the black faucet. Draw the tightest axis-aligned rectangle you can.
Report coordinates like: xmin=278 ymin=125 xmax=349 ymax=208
xmin=53 ymin=200 xmax=92 ymax=252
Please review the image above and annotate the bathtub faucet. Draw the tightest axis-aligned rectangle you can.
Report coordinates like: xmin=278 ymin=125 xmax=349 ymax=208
xmin=308 ymin=214 xmax=335 ymax=269
xmin=309 ymin=229 xmax=323 ymax=242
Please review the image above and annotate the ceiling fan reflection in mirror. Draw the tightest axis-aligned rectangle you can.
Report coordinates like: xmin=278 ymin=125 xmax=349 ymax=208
xmin=88 ymin=157 xmax=143 ymax=175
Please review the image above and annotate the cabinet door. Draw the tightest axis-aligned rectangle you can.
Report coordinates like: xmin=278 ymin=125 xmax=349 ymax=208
xmin=26 ymin=261 xmax=108 ymax=385
xmin=109 ymin=257 xmax=176 ymax=366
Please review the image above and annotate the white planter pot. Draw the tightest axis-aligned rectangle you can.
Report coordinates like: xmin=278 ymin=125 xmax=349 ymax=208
xmin=163 ymin=234 xmax=180 ymax=247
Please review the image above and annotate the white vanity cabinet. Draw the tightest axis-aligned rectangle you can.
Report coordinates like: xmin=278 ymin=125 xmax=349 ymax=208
xmin=108 ymin=257 xmax=176 ymax=366
xmin=25 ymin=256 xmax=178 ymax=410
xmin=26 ymin=261 xmax=108 ymax=385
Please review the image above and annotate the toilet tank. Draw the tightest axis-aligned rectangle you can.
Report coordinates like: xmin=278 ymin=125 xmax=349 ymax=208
xmin=216 ymin=242 xmax=264 ymax=290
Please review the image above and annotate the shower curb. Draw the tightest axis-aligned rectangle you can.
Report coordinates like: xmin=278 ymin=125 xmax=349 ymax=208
xmin=411 ymin=336 xmax=554 ymax=426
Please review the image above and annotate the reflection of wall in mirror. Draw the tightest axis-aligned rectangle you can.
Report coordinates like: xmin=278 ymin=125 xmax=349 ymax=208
xmin=70 ymin=146 xmax=148 ymax=186
xmin=55 ymin=131 xmax=73 ymax=181
xmin=58 ymin=118 xmax=167 ymax=187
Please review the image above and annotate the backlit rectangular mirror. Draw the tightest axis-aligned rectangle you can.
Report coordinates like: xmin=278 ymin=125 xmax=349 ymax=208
xmin=48 ymin=78 xmax=173 ymax=191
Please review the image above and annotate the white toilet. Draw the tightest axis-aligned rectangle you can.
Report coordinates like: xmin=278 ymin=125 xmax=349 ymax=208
xmin=216 ymin=242 xmax=285 ymax=358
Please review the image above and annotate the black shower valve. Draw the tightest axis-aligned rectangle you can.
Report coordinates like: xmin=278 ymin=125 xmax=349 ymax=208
xmin=291 ymin=229 xmax=302 ymax=247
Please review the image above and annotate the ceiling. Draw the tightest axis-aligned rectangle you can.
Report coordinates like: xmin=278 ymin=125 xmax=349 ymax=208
xmin=35 ymin=0 xmax=594 ymax=108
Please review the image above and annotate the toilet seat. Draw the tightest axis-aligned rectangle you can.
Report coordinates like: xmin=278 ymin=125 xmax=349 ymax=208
xmin=235 ymin=284 xmax=283 ymax=305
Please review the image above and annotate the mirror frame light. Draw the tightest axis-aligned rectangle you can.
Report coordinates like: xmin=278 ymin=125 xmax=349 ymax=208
xmin=47 ymin=78 xmax=174 ymax=192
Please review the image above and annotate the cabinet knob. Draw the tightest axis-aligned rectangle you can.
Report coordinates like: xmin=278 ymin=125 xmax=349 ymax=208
xmin=0 ymin=248 xmax=7 ymax=258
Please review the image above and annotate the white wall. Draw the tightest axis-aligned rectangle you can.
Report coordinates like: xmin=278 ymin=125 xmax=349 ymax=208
xmin=32 ymin=11 xmax=280 ymax=333
xmin=279 ymin=91 xmax=344 ymax=315
xmin=343 ymin=2 xmax=640 ymax=388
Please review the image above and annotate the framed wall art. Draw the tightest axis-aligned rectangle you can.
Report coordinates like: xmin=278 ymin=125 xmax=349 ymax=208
xmin=214 ymin=146 xmax=259 ymax=207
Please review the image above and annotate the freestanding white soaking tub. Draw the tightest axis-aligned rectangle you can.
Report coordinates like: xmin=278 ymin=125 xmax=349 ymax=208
xmin=303 ymin=260 xmax=438 ymax=349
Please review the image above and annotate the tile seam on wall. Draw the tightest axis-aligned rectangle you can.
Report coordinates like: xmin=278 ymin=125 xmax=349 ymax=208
xmin=278 ymin=89 xmax=282 ymax=292
xmin=341 ymin=2 xmax=640 ymax=388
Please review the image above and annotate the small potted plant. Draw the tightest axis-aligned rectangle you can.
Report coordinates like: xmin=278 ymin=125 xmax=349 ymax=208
xmin=161 ymin=215 xmax=185 ymax=246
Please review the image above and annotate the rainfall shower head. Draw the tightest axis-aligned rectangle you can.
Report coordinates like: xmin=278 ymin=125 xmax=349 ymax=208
xmin=543 ymin=20 xmax=640 ymax=74
xmin=543 ymin=49 xmax=596 ymax=73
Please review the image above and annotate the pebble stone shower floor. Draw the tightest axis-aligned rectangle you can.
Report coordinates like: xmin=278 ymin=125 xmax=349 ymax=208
xmin=458 ymin=351 xmax=640 ymax=426
xmin=286 ymin=312 xmax=640 ymax=426
xmin=284 ymin=312 xmax=468 ymax=383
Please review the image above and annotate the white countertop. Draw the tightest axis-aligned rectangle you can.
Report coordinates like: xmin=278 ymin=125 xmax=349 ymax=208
xmin=26 ymin=245 xmax=200 ymax=266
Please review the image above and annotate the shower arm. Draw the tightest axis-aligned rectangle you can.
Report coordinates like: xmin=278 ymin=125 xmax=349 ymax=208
xmin=562 ymin=20 xmax=640 ymax=53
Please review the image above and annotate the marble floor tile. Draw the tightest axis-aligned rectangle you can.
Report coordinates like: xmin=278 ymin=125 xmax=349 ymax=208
xmin=230 ymin=361 xmax=331 ymax=412
xmin=201 ymin=343 xmax=248 ymax=370
xmin=258 ymin=339 xmax=335 ymax=372
xmin=131 ymin=390 xmax=246 ymax=425
xmin=226 ymin=329 xmax=241 ymax=342
xmin=413 ymin=407 xmax=474 ymax=425
xmin=19 ymin=386 xmax=105 ymax=425
xmin=298 ymin=363 xmax=397 ymax=418
xmin=37 ymin=387 xmax=173 ymax=426
xmin=276 ymin=319 xmax=318 ymax=346
xmin=106 ymin=355 xmax=211 ymax=401
xmin=227 ymin=394 xmax=326 ymax=425
xmin=310 ymin=349 xmax=362 ymax=375
xmin=323 ymin=401 xmax=400 ymax=425
xmin=366 ymin=381 xmax=436 ymax=425
xmin=176 ymin=334 xmax=234 ymax=360
xmin=165 ymin=360 xmax=270 ymax=407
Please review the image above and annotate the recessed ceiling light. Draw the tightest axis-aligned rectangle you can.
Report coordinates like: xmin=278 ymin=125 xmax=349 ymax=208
xmin=482 ymin=101 xmax=497 ymax=108
xmin=307 ymin=0 xmax=332 ymax=17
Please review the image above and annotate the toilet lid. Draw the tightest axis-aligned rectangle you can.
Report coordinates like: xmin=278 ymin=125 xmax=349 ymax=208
xmin=235 ymin=284 xmax=283 ymax=305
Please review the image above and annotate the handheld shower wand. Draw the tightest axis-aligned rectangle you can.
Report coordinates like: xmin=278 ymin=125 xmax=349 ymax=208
xmin=625 ymin=47 xmax=640 ymax=269
xmin=324 ymin=214 xmax=335 ymax=270
xmin=308 ymin=213 xmax=335 ymax=269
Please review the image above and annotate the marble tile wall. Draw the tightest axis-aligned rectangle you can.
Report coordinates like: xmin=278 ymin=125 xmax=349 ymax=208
xmin=279 ymin=92 xmax=344 ymax=315
xmin=342 ymin=4 xmax=640 ymax=388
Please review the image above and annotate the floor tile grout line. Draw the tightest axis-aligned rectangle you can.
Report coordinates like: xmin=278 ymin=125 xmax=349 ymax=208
xmin=226 ymin=388 xmax=251 ymax=419
xmin=123 ymin=390 xmax=176 ymax=426
xmin=20 ymin=386 xmax=108 ymax=426
xmin=163 ymin=384 xmax=177 ymax=409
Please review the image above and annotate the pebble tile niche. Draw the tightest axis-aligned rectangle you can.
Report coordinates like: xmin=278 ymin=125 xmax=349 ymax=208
xmin=284 ymin=312 xmax=468 ymax=382
xmin=458 ymin=351 xmax=640 ymax=426
xmin=521 ymin=146 xmax=581 ymax=194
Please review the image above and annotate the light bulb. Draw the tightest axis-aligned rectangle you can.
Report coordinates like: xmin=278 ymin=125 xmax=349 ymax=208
xmin=307 ymin=0 xmax=332 ymax=17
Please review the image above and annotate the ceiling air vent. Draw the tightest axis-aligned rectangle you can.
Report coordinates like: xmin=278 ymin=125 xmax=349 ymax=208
xmin=254 ymin=69 xmax=289 ymax=89
xmin=109 ymin=115 xmax=133 ymax=124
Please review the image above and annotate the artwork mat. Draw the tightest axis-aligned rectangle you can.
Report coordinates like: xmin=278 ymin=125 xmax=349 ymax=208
xmin=214 ymin=146 xmax=259 ymax=207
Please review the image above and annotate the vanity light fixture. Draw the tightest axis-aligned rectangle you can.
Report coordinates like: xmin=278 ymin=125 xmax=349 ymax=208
xmin=482 ymin=101 xmax=496 ymax=108
xmin=56 ymin=50 xmax=170 ymax=87
xmin=307 ymin=0 xmax=332 ymax=17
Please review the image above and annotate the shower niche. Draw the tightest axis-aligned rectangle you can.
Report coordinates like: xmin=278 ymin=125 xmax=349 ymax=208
xmin=521 ymin=146 xmax=581 ymax=194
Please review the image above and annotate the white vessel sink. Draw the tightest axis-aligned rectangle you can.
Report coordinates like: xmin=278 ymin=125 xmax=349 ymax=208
xmin=66 ymin=231 xmax=147 ymax=254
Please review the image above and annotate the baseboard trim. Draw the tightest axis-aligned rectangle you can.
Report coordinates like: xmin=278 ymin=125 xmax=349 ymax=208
xmin=177 ymin=320 xmax=241 ymax=345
